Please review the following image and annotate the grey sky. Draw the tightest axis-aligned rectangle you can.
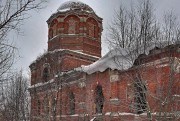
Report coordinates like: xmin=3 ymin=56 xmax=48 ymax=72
xmin=11 ymin=0 xmax=180 ymax=74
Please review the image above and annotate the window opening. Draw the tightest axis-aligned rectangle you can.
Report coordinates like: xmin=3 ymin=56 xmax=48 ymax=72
xmin=95 ymin=85 xmax=104 ymax=113
xmin=68 ymin=17 xmax=76 ymax=34
xmin=44 ymin=96 xmax=49 ymax=115
xmin=134 ymin=77 xmax=147 ymax=114
xmin=69 ymin=92 xmax=75 ymax=114
xmin=37 ymin=100 xmax=41 ymax=115
xmin=49 ymin=29 xmax=53 ymax=39
xmin=88 ymin=23 xmax=95 ymax=37
xmin=43 ymin=67 xmax=49 ymax=82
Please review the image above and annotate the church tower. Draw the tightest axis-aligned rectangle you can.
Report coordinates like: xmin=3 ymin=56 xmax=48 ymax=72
xmin=47 ymin=1 xmax=102 ymax=57
xmin=29 ymin=1 xmax=102 ymax=85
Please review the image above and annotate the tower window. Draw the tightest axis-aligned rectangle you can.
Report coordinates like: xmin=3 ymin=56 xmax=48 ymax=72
xmin=53 ymin=26 xmax=57 ymax=37
xmin=68 ymin=17 xmax=76 ymax=34
xmin=43 ymin=67 xmax=49 ymax=82
xmin=95 ymin=85 xmax=104 ymax=113
xmin=88 ymin=23 xmax=95 ymax=37
xmin=49 ymin=29 xmax=53 ymax=39
xmin=69 ymin=92 xmax=75 ymax=115
xmin=134 ymin=77 xmax=147 ymax=114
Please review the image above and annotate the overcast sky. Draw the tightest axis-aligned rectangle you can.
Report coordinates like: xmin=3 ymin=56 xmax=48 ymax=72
xmin=11 ymin=0 xmax=180 ymax=74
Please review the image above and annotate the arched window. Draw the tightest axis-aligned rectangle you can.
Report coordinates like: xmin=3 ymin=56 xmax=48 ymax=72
xmin=88 ymin=23 xmax=95 ymax=37
xmin=43 ymin=67 xmax=49 ymax=82
xmin=134 ymin=77 xmax=147 ymax=114
xmin=69 ymin=92 xmax=75 ymax=114
xmin=95 ymin=85 xmax=104 ymax=113
xmin=68 ymin=17 xmax=76 ymax=34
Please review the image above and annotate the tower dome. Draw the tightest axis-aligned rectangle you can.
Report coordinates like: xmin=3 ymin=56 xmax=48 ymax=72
xmin=57 ymin=0 xmax=94 ymax=13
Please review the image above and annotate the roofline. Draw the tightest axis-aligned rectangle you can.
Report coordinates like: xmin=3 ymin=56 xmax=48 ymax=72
xmin=46 ymin=10 xmax=102 ymax=24
xmin=29 ymin=49 xmax=99 ymax=69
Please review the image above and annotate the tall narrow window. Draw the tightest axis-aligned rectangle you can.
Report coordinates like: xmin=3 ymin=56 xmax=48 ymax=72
xmin=88 ymin=23 xmax=95 ymax=37
xmin=134 ymin=77 xmax=147 ymax=114
xmin=37 ymin=100 xmax=41 ymax=115
xmin=49 ymin=29 xmax=53 ymax=39
xmin=95 ymin=85 xmax=104 ymax=113
xmin=69 ymin=92 xmax=75 ymax=115
xmin=52 ymin=97 xmax=56 ymax=114
xmin=53 ymin=26 xmax=56 ymax=37
xmin=43 ymin=67 xmax=49 ymax=82
xmin=44 ymin=96 xmax=49 ymax=115
xmin=68 ymin=17 xmax=76 ymax=34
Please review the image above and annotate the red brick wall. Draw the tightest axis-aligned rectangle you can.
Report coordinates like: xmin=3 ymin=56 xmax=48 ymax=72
xmin=47 ymin=12 xmax=102 ymax=57
xmin=30 ymin=59 xmax=180 ymax=121
xmin=30 ymin=51 xmax=97 ymax=85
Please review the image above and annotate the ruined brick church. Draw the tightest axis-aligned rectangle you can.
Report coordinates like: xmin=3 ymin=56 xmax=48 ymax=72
xmin=29 ymin=1 xmax=180 ymax=121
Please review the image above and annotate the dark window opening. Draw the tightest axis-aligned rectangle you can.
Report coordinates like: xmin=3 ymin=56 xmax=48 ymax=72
xmin=69 ymin=92 xmax=75 ymax=115
xmin=37 ymin=100 xmax=41 ymax=115
xmin=43 ymin=67 xmax=49 ymax=82
xmin=134 ymin=78 xmax=147 ymax=114
xmin=95 ymin=85 xmax=104 ymax=113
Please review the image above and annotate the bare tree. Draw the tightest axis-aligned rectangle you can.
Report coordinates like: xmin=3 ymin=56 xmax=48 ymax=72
xmin=0 ymin=0 xmax=46 ymax=80
xmin=107 ymin=0 xmax=159 ymax=53
xmin=162 ymin=11 xmax=180 ymax=44
xmin=0 ymin=1 xmax=46 ymax=120
xmin=0 ymin=71 xmax=30 ymax=121
xmin=107 ymin=0 xmax=180 ymax=121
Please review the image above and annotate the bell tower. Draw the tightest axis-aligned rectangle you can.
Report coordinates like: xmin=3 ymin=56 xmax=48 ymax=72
xmin=46 ymin=1 xmax=103 ymax=57
xmin=29 ymin=1 xmax=103 ymax=85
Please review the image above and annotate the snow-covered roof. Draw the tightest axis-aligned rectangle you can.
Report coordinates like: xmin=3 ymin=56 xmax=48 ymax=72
xmin=30 ymin=49 xmax=99 ymax=66
xmin=75 ymin=48 xmax=134 ymax=74
xmin=76 ymin=41 xmax=174 ymax=74
xmin=57 ymin=0 xmax=94 ymax=13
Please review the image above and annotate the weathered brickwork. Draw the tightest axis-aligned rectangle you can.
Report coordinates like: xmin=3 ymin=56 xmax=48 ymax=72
xmin=47 ymin=11 xmax=102 ymax=57
xmin=29 ymin=1 xmax=180 ymax=121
